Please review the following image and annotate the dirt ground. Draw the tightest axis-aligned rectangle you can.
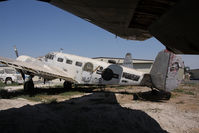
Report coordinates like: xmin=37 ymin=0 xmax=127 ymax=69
xmin=0 ymin=83 xmax=199 ymax=133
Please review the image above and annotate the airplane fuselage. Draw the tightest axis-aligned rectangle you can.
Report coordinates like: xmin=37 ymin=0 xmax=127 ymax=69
xmin=42 ymin=52 xmax=145 ymax=85
xmin=1 ymin=50 xmax=184 ymax=91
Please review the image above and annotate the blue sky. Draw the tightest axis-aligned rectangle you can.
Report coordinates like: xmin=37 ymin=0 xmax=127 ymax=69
xmin=0 ymin=0 xmax=198 ymax=69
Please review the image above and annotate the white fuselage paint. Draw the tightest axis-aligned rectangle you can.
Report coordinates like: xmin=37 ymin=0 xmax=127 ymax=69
xmin=19 ymin=52 xmax=145 ymax=85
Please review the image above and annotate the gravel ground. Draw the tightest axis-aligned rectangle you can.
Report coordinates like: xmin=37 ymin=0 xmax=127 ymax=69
xmin=0 ymin=84 xmax=198 ymax=133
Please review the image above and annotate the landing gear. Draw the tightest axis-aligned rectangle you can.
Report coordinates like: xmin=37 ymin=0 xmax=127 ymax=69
xmin=63 ymin=81 xmax=72 ymax=89
xmin=24 ymin=76 xmax=34 ymax=91
xmin=5 ymin=78 xmax=13 ymax=85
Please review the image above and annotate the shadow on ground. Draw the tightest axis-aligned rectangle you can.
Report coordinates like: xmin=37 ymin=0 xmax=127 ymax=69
xmin=0 ymin=86 xmax=171 ymax=102
xmin=132 ymin=90 xmax=171 ymax=102
xmin=0 ymin=92 xmax=167 ymax=133
xmin=0 ymin=86 xmax=98 ymax=99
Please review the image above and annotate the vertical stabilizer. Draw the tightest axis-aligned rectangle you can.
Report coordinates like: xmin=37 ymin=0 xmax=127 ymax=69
xmin=123 ymin=53 xmax=133 ymax=68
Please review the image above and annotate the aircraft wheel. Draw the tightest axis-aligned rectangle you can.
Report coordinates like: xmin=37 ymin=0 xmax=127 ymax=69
xmin=63 ymin=81 xmax=72 ymax=89
xmin=24 ymin=80 xmax=34 ymax=91
xmin=5 ymin=78 xmax=13 ymax=85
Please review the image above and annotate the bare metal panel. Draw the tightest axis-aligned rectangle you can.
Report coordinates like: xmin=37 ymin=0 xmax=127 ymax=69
xmin=39 ymin=0 xmax=149 ymax=40
xmin=150 ymin=50 xmax=184 ymax=91
xmin=165 ymin=54 xmax=184 ymax=91
xmin=39 ymin=0 xmax=199 ymax=54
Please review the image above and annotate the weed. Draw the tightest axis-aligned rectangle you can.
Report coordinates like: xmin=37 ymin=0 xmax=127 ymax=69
xmin=50 ymin=85 xmax=63 ymax=88
xmin=176 ymin=101 xmax=184 ymax=104
xmin=172 ymin=88 xmax=195 ymax=95
xmin=172 ymin=89 xmax=184 ymax=93
xmin=60 ymin=91 xmax=82 ymax=96
xmin=0 ymin=81 xmax=20 ymax=87
xmin=170 ymin=93 xmax=177 ymax=98
xmin=13 ymin=95 xmax=42 ymax=102
xmin=7 ymin=90 xmax=83 ymax=102
xmin=184 ymin=91 xmax=194 ymax=95
xmin=0 ymin=82 xmax=5 ymax=88
xmin=44 ymin=98 xmax=58 ymax=104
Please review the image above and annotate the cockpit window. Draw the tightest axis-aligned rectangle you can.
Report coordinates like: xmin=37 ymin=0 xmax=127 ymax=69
xmin=57 ymin=58 xmax=64 ymax=62
xmin=45 ymin=54 xmax=54 ymax=60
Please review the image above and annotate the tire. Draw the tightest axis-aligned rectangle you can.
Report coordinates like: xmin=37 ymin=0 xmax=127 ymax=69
xmin=24 ymin=80 xmax=34 ymax=91
xmin=5 ymin=78 xmax=13 ymax=85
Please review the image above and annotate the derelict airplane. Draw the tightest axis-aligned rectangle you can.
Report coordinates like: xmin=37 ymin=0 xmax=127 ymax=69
xmin=0 ymin=48 xmax=184 ymax=92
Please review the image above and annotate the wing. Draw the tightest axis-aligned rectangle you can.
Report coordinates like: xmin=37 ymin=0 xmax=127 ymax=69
xmin=0 ymin=56 xmax=76 ymax=83
xmin=39 ymin=0 xmax=199 ymax=54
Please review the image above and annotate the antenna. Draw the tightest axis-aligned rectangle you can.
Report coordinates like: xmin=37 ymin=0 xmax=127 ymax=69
xmin=13 ymin=45 xmax=25 ymax=80
xmin=14 ymin=45 xmax=19 ymax=57
xmin=60 ymin=48 xmax=63 ymax=53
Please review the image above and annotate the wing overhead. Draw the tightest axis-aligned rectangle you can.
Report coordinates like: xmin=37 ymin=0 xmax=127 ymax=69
xmin=39 ymin=0 xmax=151 ymax=41
xmin=0 ymin=56 xmax=76 ymax=83
xmin=39 ymin=0 xmax=199 ymax=54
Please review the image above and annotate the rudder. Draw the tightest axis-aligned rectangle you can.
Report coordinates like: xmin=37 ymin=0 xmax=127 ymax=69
xmin=150 ymin=50 xmax=184 ymax=91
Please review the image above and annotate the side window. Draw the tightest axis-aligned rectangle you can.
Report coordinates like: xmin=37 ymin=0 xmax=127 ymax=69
xmin=83 ymin=62 xmax=94 ymax=72
xmin=0 ymin=70 xmax=4 ymax=74
xmin=108 ymin=60 xmax=116 ymax=64
xmin=57 ymin=58 xmax=63 ymax=62
xmin=122 ymin=72 xmax=140 ymax=81
xmin=75 ymin=61 xmax=82 ymax=67
xmin=48 ymin=54 xmax=54 ymax=60
xmin=66 ymin=59 xmax=73 ymax=64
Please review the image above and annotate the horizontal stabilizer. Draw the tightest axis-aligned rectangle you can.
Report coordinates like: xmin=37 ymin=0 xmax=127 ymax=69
xmin=150 ymin=50 xmax=184 ymax=91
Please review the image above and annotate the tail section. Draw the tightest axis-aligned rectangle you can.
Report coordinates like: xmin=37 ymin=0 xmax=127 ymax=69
xmin=150 ymin=50 xmax=184 ymax=91
xmin=123 ymin=53 xmax=133 ymax=68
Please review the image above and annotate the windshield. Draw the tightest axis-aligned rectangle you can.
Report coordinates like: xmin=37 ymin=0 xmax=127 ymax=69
xmin=45 ymin=53 xmax=54 ymax=60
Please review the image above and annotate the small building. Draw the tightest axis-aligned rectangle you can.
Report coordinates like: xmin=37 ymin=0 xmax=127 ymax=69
xmin=92 ymin=57 xmax=154 ymax=73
